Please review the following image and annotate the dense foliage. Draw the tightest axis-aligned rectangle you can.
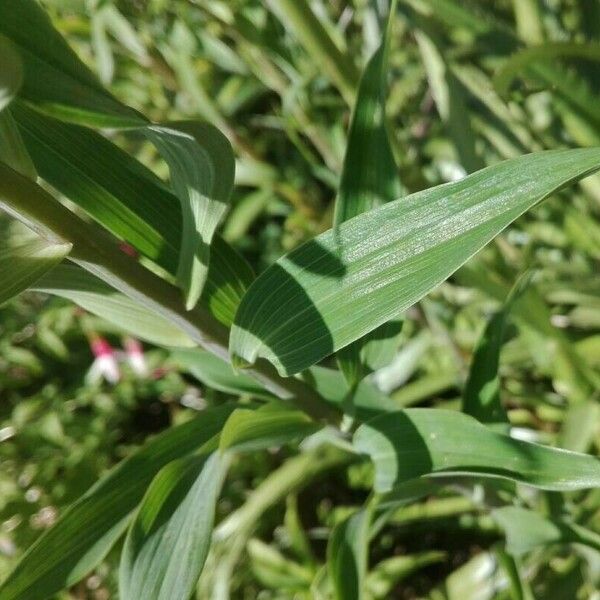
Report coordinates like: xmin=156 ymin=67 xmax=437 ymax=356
xmin=1 ymin=1 xmax=599 ymax=599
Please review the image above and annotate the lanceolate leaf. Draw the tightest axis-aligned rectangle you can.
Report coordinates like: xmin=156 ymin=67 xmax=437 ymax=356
xmin=0 ymin=0 xmax=143 ymax=127
xmin=0 ymin=404 xmax=235 ymax=600
xmin=2 ymin=4 xmax=237 ymax=309
xmin=11 ymin=104 xmax=253 ymax=326
xmin=146 ymin=123 xmax=235 ymax=309
xmin=219 ymin=404 xmax=319 ymax=452
xmin=492 ymin=506 xmax=600 ymax=555
xmin=33 ymin=265 xmax=195 ymax=348
xmin=353 ymin=409 xmax=600 ymax=493
xmin=0 ymin=234 xmax=71 ymax=305
xmin=231 ymin=149 xmax=600 ymax=376
xmin=334 ymin=0 xmax=403 ymax=388
xmin=463 ymin=272 xmax=531 ymax=426
xmin=327 ymin=508 xmax=372 ymax=600
xmin=120 ymin=452 xmax=229 ymax=600
xmin=172 ymin=348 xmax=275 ymax=399
xmin=0 ymin=34 xmax=22 ymax=112
xmin=172 ymin=348 xmax=396 ymax=420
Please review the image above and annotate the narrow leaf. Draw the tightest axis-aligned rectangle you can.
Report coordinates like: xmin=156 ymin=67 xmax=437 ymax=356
xmin=492 ymin=506 xmax=600 ymax=555
xmin=0 ymin=34 xmax=22 ymax=112
xmin=231 ymin=149 xmax=600 ymax=376
xmin=0 ymin=233 xmax=70 ymax=305
xmin=327 ymin=508 xmax=372 ymax=600
xmin=33 ymin=264 xmax=195 ymax=348
xmin=353 ymin=409 xmax=600 ymax=493
xmin=12 ymin=104 xmax=252 ymax=326
xmin=334 ymin=1 xmax=403 ymax=388
xmin=0 ymin=404 xmax=235 ymax=600
xmin=463 ymin=272 xmax=531 ymax=425
xmin=219 ymin=404 xmax=319 ymax=452
xmin=0 ymin=0 xmax=143 ymax=126
xmin=119 ymin=452 xmax=229 ymax=600
xmin=145 ymin=123 xmax=235 ymax=309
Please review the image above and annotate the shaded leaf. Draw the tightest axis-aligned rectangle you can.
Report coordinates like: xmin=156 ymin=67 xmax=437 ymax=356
xmin=0 ymin=404 xmax=235 ymax=600
xmin=119 ymin=452 xmax=229 ymax=600
xmin=12 ymin=104 xmax=252 ymax=326
xmin=492 ymin=506 xmax=600 ymax=556
xmin=0 ymin=34 xmax=22 ymax=112
xmin=145 ymin=123 xmax=235 ymax=309
xmin=0 ymin=233 xmax=70 ymax=305
xmin=219 ymin=403 xmax=319 ymax=452
xmin=231 ymin=149 xmax=600 ymax=376
xmin=353 ymin=409 xmax=600 ymax=493
xmin=327 ymin=508 xmax=372 ymax=600
xmin=463 ymin=272 xmax=531 ymax=426
xmin=33 ymin=264 xmax=195 ymax=348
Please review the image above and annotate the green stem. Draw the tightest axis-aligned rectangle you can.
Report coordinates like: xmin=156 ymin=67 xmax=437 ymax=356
xmin=0 ymin=162 xmax=341 ymax=423
xmin=265 ymin=0 xmax=360 ymax=105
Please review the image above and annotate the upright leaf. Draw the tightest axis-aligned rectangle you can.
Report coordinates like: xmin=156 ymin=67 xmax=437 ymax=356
xmin=334 ymin=0 xmax=403 ymax=388
xmin=327 ymin=508 xmax=372 ymax=600
xmin=0 ymin=34 xmax=22 ymax=112
xmin=230 ymin=149 xmax=600 ymax=376
xmin=0 ymin=404 xmax=235 ymax=600
xmin=463 ymin=272 xmax=531 ymax=426
xmin=119 ymin=452 xmax=229 ymax=600
xmin=353 ymin=409 xmax=600 ymax=493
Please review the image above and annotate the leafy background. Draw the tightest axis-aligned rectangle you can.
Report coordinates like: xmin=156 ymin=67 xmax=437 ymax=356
xmin=1 ymin=0 xmax=599 ymax=598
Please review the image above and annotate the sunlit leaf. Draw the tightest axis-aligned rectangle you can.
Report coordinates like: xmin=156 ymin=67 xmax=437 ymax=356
xmin=231 ymin=149 xmax=600 ymax=376
xmin=354 ymin=409 xmax=600 ymax=493
xmin=119 ymin=452 xmax=229 ymax=600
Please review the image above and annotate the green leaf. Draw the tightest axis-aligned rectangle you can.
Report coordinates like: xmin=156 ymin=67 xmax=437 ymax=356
xmin=230 ymin=149 xmax=600 ymax=376
xmin=32 ymin=264 xmax=195 ymax=348
xmin=327 ymin=508 xmax=372 ymax=600
xmin=494 ymin=42 xmax=600 ymax=98
xmin=12 ymin=104 xmax=253 ymax=326
xmin=462 ymin=272 xmax=531 ymax=426
xmin=145 ymin=123 xmax=235 ymax=309
xmin=0 ymin=404 xmax=235 ymax=600
xmin=0 ymin=232 xmax=70 ymax=305
xmin=172 ymin=348 xmax=275 ymax=398
xmin=119 ymin=452 xmax=229 ymax=600
xmin=0 ymin=110 xmax=36 ymax=179
xmin=219 ymin=403 xmax=319 ymax=452
xmin=353 ymin=409 xmax=600 ymax=493
xmin=0 ymin=0 xmax=143 ymax=127
xmin=3 ymin=3 xmax=237 ymax=308
xmin=0 ymin=34 xmax=22 ymax=112
xmin=492 ymin=507 xmax=600 ymax=556
xmin=172 ymin=348 xmax=396 ymax=421
xmin=334 ymin=2 xmax=403 ymax=388
xmin=333 ymin=7 xmax=401 ymax=226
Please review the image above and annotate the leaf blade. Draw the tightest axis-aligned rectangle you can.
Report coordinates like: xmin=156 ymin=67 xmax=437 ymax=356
xmin=231 ymin=149 xmax=600 ymax=375
xmin=353 ymin=409 xmax=600 ymax=493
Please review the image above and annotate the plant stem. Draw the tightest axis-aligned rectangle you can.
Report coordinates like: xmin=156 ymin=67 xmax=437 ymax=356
xmin=265 ymin=0 xmax=360 ymax=105
xmin=0 ymin=162 xmax=341 ymax=423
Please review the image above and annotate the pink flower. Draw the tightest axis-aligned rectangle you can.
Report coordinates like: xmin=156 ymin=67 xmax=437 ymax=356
xmin=86 ymin=337 xmax=120 ymax=385
xmin=123 ymin=337 xmax=148 ymax=377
